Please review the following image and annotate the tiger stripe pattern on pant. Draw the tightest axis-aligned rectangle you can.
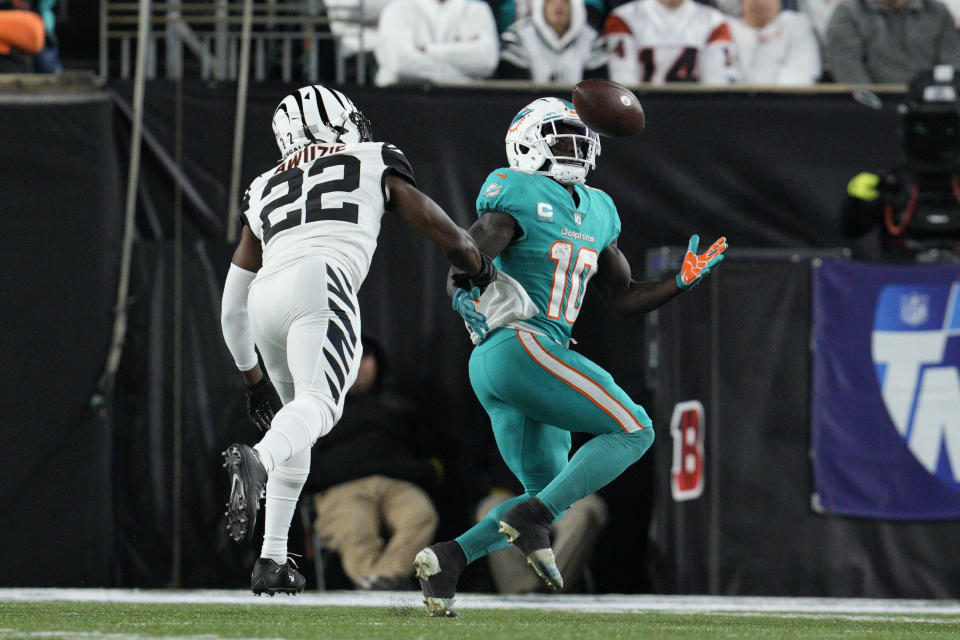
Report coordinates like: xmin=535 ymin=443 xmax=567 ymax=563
xmin=322 ymin=264 xmax=360 ymax=405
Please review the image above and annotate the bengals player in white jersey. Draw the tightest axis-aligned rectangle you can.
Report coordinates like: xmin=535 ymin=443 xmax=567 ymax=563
xmin=604 ymin=0 xmax=741 ymax=85
xmin=219 ymin=85 xmax=497 ymax=595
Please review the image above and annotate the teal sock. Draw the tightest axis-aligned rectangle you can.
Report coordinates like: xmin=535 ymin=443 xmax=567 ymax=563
xmin=537 ymin=430 xmax=654 ymax=517
xmin=455 ymin=493 xmax=531 ymax=564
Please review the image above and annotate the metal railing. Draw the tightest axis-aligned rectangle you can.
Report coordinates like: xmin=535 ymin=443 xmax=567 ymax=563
xmin=101 ymin=0 xmax=365 ymax=83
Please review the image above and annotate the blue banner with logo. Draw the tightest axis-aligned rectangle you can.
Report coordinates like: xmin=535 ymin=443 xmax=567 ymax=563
xmin=812 ymin=261 xmax=960 ymax=520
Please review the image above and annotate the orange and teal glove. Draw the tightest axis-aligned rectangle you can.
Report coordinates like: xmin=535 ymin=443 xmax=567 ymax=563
xmin=676 ymin=234 xmax=728 ymax=290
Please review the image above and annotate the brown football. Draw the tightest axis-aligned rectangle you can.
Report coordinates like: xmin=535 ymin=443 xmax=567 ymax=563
xmin=572 ymin=79 xmax=645 ymax=138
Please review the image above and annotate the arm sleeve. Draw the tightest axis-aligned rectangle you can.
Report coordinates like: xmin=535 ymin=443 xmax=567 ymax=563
xmin=601 ymin=191 xmax=622 ymax=250
xmin=380 ymin=143 xmax=417 ymax=201
xmin=237 ymin=188 xmax=251 ymax=233
xmin=424 ymin=3 xmax=500 ymax=79
xmin=701 ymin=22 xmax=741 ymax=85
xmin=778 ymin=13 xmax=822 ymax=85
xmin=603 ymin=12 xmax=640 ymax=85
xmin=476 ymin=170 xmax=530 ymax=239
xmin=221 ymin=263 xmax=259 ymax=371
xmin=381 ymin=143 xmax=416 ymax=185
xmin=824 ymin=3 xmax=871 ymax=84
xmin=374 ymin=4 xmax=471 ymax=84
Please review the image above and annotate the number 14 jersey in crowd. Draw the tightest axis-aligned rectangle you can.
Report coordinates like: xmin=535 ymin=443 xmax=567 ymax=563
xmin=240 ymin=142 xmax=415 ymax=288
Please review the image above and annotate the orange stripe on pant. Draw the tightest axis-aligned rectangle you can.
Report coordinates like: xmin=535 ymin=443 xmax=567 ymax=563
xmin=515 ymin=330 xmax=642 ymax=433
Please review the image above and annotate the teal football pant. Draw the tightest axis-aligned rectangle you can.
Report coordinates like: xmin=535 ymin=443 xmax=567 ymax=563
xmin=455 ymin=328 xmax=654 ymax=564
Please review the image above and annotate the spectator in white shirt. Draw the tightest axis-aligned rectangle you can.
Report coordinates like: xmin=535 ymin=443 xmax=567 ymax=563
xmin=497 ymin=0 xmax=606 ymax=82
xmin=796 ymin=0 xmax=842 ymax=42
xmin=374 ymin=0 xmax=499 ymax=86
xmin=323 ymin=0 xmax=392 ymax=63
xmin=730 ymin=0 xmax=821 ymax=84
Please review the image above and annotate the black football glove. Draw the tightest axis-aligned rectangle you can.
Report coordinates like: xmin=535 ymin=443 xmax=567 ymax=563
xmin=245 ymin=377 xmax=282 ymax=431
xmin=451 ymin=253 xmax=498 ymax=292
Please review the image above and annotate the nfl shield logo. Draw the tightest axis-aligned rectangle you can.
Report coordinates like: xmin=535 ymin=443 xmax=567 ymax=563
xmin=900 ymin=292 xmax=929 ymax=326
xmin=574 ymin=212 xmax=582 ymax=226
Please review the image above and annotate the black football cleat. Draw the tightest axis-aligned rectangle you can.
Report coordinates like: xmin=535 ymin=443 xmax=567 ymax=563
xmin=250 ymin=557 xmax=306 ymax=596
xmin=413 ymin=541 xmax=467 ymax=617
xmin=222 ymin=443 xmax=267 ymax=544
xmin=498 ymin=497 xmax=563 ymax=591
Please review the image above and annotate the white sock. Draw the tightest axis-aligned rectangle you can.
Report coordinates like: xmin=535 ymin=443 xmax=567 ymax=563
xmin=260 ymin=448 xmax=311 ymax=564
xmin=254 ymin=394 xmax=331 ymax=473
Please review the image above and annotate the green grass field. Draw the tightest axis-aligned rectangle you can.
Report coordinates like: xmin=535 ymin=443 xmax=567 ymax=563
xmin=0 ymin=601 xmax=958 ymax=640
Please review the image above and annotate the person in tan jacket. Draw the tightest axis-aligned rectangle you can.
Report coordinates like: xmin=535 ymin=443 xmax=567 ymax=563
xmin=306 ymin=337 xmax=443 ymax=590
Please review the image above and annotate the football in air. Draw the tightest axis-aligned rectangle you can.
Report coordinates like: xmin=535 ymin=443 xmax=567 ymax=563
xmin=572 ymin=79 xmax=645 ymax=138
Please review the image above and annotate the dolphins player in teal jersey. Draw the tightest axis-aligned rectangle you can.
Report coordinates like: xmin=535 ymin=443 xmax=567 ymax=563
xmin=414 ymin=97 xmax=727 ymax=616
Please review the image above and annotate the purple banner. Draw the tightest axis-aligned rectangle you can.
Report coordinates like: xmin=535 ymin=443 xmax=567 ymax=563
xmin=812 ymin=260 xmax=960 ymax=520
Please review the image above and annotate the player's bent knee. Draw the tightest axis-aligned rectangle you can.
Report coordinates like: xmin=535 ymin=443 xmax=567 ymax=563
xmin=277 ymin=392 xmax=337 ymax=443
xmin=624 ymin=427 xmax=655 ymax=459
xmin=269 ymin=465 xmax=310 ymax=485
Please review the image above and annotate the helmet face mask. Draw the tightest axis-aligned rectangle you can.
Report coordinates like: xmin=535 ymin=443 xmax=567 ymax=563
xmin=272 ymin=85 xmax=374 ymax=159
xmin=505 ymin=98 xmax=600 ymax=185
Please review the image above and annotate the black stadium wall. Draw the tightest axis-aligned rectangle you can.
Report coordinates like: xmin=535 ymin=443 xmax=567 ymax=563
xmin=6 ymin=80 xmax=958 ymax=595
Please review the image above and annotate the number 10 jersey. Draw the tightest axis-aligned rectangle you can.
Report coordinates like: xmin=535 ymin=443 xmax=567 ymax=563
xmin=474 ymin=167 xmax=621 ymax=347
xmin=240 ymin=141 xmax=415 ymax=290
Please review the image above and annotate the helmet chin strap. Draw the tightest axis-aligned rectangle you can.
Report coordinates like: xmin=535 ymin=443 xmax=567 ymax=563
xmin=548 ymin=162 xmax=588 ymax=185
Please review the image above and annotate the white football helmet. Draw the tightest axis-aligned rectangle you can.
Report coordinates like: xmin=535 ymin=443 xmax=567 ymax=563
xmin=505 ymin=97 xmax=600 ymax=185
xmin=272 ymin=85 xmax=373 ymax=159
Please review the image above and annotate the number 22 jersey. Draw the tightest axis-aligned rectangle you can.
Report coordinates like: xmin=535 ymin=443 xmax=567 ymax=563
xmin=240 ymin=142 xmax=415 ymax=289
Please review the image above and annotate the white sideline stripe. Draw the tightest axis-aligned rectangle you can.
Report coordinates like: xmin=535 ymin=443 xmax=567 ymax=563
xmin=518 ymin=331 xmax=641 ymax=432
xmin=3 ymin=589 xmax=960 ymax=616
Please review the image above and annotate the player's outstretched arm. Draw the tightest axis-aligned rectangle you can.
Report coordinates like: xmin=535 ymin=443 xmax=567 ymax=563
xmin=446 ymin=211 xmax=521 ymax=297
xmin=595 ymin=239 xmax=683 ymax=316
xmin=222 ymin=226 xmax=281 ymax=431
xmin=385 ymin=174 xmax=496 ymax=286
xmin=596 ymin=234 xmax=727 ymax=315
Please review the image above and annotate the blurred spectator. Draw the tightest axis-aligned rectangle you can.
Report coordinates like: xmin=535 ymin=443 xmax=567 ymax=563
xmin=730 ymin=0 xmax=821 ymax=84
xmin=826 ymin=0 xmax=960 ymax=85
xmin=935 ymin=0 xmax=960 ymax=26
xmin=374 ymin=0 xmax=499 ymax=86
xmin=31 ymin=0 xmax=58 ymax=72
xmin=497 ymin=0 xmax=606 ymax=82
xmin=488 ymin=0 xmax=610 ymax=31
xmin=304 ymin=337 xmax=442 ymax=590
xmin=795 ymin=0 xmax=841 ymax=79
xmin=476 ymin=489 xmax=609 ymax=593
xmin=711 ymin=0 xmax=745 ymax=16
xmin=0 ymin=0 xmax=44 ymax=73
xmin=796 ymin=0 xmax=842 ymax=45
xmin=604 ymin=0 xmax=741 ymax=85
xmin=322 ymin=0 xmax=390 ymax=78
